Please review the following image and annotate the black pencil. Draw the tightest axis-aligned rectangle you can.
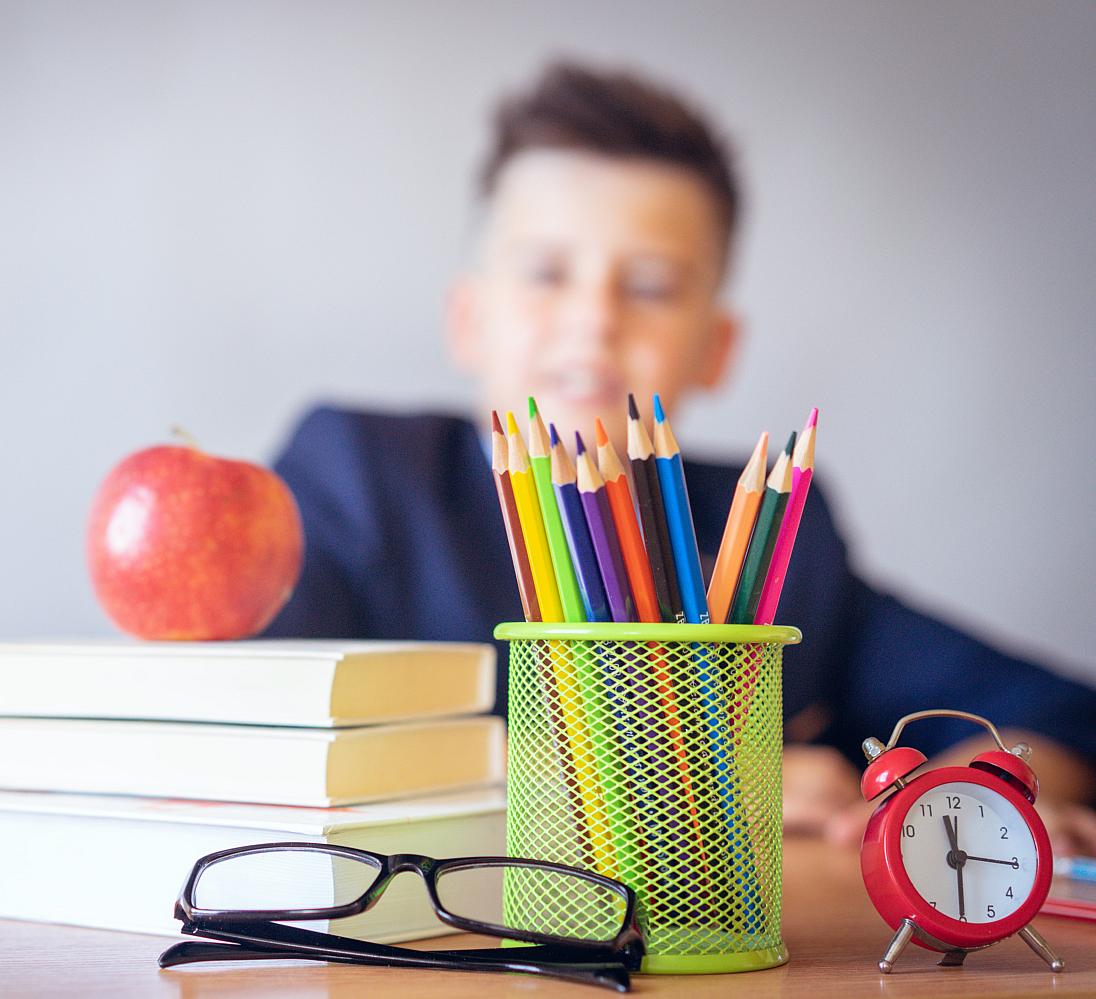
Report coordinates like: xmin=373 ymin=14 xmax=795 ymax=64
xmin=627 ymin=393 xmax=685 ymax=623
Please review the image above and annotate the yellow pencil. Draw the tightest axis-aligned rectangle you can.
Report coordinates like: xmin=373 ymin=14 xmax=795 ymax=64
xmin=507 ymin=416 xmax=616 ymax=873
xmin=506 ymin=412 xmax=564 ymax=622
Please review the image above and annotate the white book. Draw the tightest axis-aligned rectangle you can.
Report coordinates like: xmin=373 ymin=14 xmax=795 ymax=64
xmin=0 ymin=716 xmax=506 ymax=806
xmin=0 ymin=788 xmax=507 ymax=939
xmin=0 ymin=639 xmax=496 ymax=726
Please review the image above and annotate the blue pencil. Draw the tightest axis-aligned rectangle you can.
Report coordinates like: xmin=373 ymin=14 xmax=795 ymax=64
xmin=550 ymin=424 xmax=610 ymax=622
xmin=651 ymin=395 xmax=710 ymax=624
xmin=651 ymin=398 xmax=762 ymax=929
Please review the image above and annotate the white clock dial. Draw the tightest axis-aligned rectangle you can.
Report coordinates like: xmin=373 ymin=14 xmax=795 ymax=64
xmin=899 ymin=781 xmax=1037 ymax=923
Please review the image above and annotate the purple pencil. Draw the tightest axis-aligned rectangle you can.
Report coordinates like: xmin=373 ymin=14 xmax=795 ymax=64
xmin=551 ymin=424 xmax=610 ymax=623
xmin=575 ymin=432 xmax=636 ymax=623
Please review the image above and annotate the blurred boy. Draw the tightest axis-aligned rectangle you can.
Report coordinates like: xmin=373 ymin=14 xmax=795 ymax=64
xmin=267 ymin=62 xmax=1096 ymax=851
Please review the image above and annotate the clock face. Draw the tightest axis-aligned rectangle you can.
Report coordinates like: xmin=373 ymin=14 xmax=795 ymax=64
xmin=899 ymin=780 xmax=1038 ymax=924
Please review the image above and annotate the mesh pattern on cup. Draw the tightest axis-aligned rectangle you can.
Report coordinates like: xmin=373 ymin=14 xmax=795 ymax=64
xmin=505 ymin=637 xmax=783 ymax=959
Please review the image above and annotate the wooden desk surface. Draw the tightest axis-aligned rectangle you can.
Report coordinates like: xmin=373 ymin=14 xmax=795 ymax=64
xmin=2 ymin=839 xmax=1091 ymax=998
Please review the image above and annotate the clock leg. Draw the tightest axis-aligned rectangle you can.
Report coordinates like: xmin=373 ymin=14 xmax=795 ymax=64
xmin=938 ymin=949 xmax=967 ymax=967
xmin=878 ymin=919 xmax=915 ymax=974
xmin=1018 ymin=925 xmax=1065 ymax=973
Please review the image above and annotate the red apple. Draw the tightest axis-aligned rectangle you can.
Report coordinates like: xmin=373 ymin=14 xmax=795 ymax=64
xmin=87 ymin=440 xmax=304 ymax=640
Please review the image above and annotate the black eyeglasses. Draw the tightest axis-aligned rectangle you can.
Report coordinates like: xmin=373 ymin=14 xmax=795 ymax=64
xmin=158 ymin=842 xmax=645 ymax=991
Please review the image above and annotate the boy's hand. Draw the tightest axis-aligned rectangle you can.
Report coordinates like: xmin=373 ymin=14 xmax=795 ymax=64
xmin=783 ymin=742 xmax=1096 ymax=855
xmin=782 ymin=744 xmax=867 ymax=840
xmin=1032 ymin=799 xmax=1096 ymax=857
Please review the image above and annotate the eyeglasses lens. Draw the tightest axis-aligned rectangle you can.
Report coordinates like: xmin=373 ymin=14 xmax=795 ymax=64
xmin=192 ymin=849 xmax=381 ymax=913
xmin=435 ymin=863 xmax=627 ymax=943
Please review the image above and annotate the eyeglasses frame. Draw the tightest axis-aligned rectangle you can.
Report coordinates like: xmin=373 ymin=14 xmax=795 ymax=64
xmin=163 ymin=916 xmax=638 ymax=991
xmin=164 ymin=841 xmax=645 ymax=989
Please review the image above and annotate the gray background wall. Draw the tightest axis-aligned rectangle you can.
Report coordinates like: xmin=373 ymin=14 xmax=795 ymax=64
xmin=2 ymin=1 xmax=1094 ymax=683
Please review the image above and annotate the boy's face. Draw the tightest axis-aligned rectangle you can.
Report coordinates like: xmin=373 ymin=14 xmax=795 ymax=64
xmin=447 ymin=150 xmax=737 ymax=446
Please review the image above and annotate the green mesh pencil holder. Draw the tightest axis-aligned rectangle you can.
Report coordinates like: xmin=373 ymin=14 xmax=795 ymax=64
xmin=495 ymin=621 xmax=801 ymax=975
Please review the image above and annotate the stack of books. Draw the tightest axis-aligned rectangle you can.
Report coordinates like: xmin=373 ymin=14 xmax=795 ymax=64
xmin=0 ymin=639 xmax=506 ymax=939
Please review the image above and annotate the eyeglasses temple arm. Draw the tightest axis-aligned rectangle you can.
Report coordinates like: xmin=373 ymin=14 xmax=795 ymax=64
xmin=159 ymin=940 xmax=290 ymax=968
xmin=183 ymin=915 xmax=637 ymax=966
xmin=159 ymin=937 xmax=630 ymax=991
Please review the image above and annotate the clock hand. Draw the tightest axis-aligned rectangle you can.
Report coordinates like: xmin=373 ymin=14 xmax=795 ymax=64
xmin=955 ymin=816 xmax=965 ymax=919
xmin=943 ymin=814 xmax=958 ymax=852
xmin=965 ymin=855 xmax=1020 ymax=868
xmin=943 ymin=815 xmax=966 ymax=919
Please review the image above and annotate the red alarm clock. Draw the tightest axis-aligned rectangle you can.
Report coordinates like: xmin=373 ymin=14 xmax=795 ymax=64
xmin=859 ymin=709 xmax=1063 ymax=974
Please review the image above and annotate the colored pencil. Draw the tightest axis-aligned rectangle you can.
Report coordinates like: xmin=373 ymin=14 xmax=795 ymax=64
xmin=707 ymin=431 xmax=768 ymax=625
xmin=594 ymin=422 xmax=709 ymax=878
xmin=575 ymin=432 xmax=635 ymax=623
xmin=489 ymin=411 xmax=540 ymax=622
xmin=575 ymin=432 xmax=648 ymax=892
xmin=729 ymin=432 xmax=795 ymax=625
xmin=754 ymin=409 xmax=817 ymax=626
xmin=506 ymin=411 xmax=564 ymax=622
xmin=517 ymin=414 xmax=610 ymax=873
xmin=646 ymin=397 xmax=752 ymax=918
xmin=735 ymin=430 xmax=807 ymax=924
xmin=651 ymin=395 xmax=710 ymax=624
xmin=594 ymin=418 xmax=660 ymax=624
xmin=626 ymin=393 xmax=685 ymax=623
xmin=550 ymin=424 xmax=610 ymax=623
xmin=550 ymin=425 xmax=635 ymax=881
xmin=528 ymin=397 xmax=585 ymax=623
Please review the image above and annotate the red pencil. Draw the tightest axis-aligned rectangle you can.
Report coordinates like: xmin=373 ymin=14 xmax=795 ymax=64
xmin=490 ymin=411 xmax=540 ymax=622
xmin=754 ymin=408 xmax=817 ymax=625
xmin=594 ymin=418 xmax=660 ymax=623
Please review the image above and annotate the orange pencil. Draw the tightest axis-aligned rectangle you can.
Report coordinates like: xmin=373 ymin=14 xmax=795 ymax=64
xmin=706 ymin=431 xmax=768 ymax=625
xmin=490 ymin=411 xmax=539 ymax=622
xmin=596 ymin=423 xmax=709 ymax=874
xmin=594 ymin=419 xmax=660 ymax=623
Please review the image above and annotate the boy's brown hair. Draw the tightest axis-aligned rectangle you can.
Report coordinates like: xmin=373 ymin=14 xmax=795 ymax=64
xmin=480 ymin=61 xmax=740 ymax=258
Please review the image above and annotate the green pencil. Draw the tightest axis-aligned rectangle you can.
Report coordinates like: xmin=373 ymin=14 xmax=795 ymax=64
xmin=529 ymin=400 xmax=621 ymax=877
xmin=728 ymin=432 xmax=796 ymax=625
xmin=528 ymin=397 xmax=585 ymax=623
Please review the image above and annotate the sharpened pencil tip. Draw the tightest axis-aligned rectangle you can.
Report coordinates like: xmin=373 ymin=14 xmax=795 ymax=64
xmin=627 ymin=392 xmax=640 ymax=421
xmin=505 ymin=411 xmax=519 ymax=436
xmin=784 ymin=431 xmax=797 ymax=455
xmin=594 ymin=418 xmax=609 ymax=447
xmin=806 ymin=407 xmax=819 ymax=430
xmin=528 ymin=396 xmax=538 ymax=419
xmin=491 ymin=410 xmax=504 ymax=435
xmin=549 ymin=422 xmax=560 ymax=447
xmin=574 ymin=431 xmax=587 ymax=455
xmin=653 ymin=394 xmax=666 ymax=423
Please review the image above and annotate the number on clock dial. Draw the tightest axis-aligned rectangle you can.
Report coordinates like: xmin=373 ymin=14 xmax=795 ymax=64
xmin=899 ymin=781 xmax=1037 ymax=923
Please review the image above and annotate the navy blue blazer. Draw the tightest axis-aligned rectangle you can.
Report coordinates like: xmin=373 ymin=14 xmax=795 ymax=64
xmin=265 ymin=407 xmax=1096 ymax=767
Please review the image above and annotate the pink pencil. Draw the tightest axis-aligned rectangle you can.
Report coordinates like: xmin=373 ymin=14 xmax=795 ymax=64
xmin=753 ymin=408 xmax=818 ymax=626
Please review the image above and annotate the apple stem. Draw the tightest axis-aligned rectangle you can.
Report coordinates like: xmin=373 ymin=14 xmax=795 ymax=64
xmin=171 ymin=426 xmax=202 ymax=451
